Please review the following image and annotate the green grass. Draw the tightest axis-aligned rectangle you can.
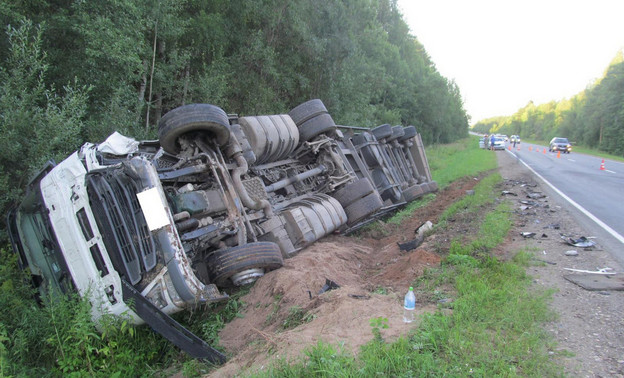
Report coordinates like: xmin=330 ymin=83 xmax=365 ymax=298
xmin=249 ymin=171 xmax=563 ymax=377
xmin=427 ymin=135 xmax=498 ymax=189
xmin=438 ymin=172 xmax=501 ymax=225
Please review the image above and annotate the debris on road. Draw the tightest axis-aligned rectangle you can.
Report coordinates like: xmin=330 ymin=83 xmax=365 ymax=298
xmin=521 ymin=232 xmax=536 ymax=238
xmin=520 ymin=200 xmax=539 ymax=206
xmin=526 ymin=192 xmax=546 ymax=199
xmin=563 ymin=236 xmax=597 ymax=249
xmin=533 ymin=258 xmax=557 ymax=265
xmin=544 ymin=223 xmax=561 ymax=229
xmin=564 ymin=250 xmax=579 ymax=256
xmin=563 ymin=267 xmax=615 ymax=275
xmin=564 ymin=273 xmax=624 ymax=291
xmin=502 ymin=190 xmax=517 ymax=196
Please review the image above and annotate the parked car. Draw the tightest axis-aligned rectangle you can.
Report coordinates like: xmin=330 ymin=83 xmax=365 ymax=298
xmin=510 ymin=135 xmax=521 ymax=144
xmin=549 ymin=137 xmax=572 ymax=153
xmin=491 ymin=137 xmax=506 ymax=150
xmin=7 ymin=99 xmax=437 ymax=362
xmin=479 ymin=137 xmax=485 ymax=149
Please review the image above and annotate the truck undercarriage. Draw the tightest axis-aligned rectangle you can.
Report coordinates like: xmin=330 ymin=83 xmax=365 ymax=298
xmin=8 ymin=99 xmax=437 ymax=362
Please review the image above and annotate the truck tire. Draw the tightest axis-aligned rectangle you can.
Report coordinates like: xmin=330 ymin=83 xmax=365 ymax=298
xmin=399 ymin=126 xmax=417 ymax=142
xmin=352 ymin=132 xmax=383 ymax=167
xmin=371 ymin=167 xmax=402 ymax=203
xmin=427 ymin=180 xmax=439 ymax=192
xmin=288 ymin=99 xmax=328 ymax=126
xmin=344 ymin=192 xmax=384 ymax=225
xmin=332 ymin=178 xmax=375 ymax=208
xmin=159 ymin=104 xmax=230 ymax=155
xmin=371 ymin=124 xmax=392 ymax=140
xmin=298 ymin=113 xmax=336 ymax=142
xmin=387 ymin=126 xmax=405 ymax=142
xmin=402 ymin=184 xmax=424 ymax=202
xmin=207 ymin=242 xmax=284 ymax=287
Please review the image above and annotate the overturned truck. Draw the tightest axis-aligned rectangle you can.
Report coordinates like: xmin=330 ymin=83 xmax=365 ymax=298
xmin=7 ymin=100 xmax=437 ymax=363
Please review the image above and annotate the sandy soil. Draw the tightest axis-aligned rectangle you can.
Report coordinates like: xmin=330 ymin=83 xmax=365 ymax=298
xmin=207 ymin=150 xmax=624 ymax=377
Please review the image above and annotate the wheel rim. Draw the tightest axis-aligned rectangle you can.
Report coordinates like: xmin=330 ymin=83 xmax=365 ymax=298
xmin=231 ymin=268 xmax=265 ymax=286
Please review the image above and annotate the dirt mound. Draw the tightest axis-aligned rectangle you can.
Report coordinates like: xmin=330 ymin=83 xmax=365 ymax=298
xmin=211 ymin=177 xmax=482 ymax=376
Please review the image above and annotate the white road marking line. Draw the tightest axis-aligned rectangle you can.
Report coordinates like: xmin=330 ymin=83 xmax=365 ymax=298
xmin=567 ymin=159 xmax=576 ymax=162
xmin=605 ymin=169 xmax=616 ymax=174
xmin=506 ymin=149 xmax=624 ymax=245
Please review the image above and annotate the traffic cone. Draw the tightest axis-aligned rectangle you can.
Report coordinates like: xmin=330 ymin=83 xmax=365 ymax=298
xmin=516 ymin=146 xmax=520 ymax=151
xmin=508 ymin=145 xmax=511 ymax=151
xmin=600 ymin=159 xmax=605 ymax=170
xmin=543 ymin=148 xmax=546 ymax=154
xmin=557 ymin=151 xmax=561 ymax=158
xmin=529 ymin=146 xmax=532 ymax=151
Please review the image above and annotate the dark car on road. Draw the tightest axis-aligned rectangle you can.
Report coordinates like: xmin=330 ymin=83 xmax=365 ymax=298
xmin=549 ymin=137 xmax=572 ymax=153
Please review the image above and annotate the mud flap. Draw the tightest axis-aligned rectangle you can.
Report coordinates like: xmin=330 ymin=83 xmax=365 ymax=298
xmin=120 ymin=279 xmax=226 ymax=363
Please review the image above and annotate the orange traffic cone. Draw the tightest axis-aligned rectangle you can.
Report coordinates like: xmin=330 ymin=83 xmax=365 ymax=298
xmin=543 ymin=148 xmax=546 ymax=154
xmin=529 ymin=146 xmax=532 ymax=151
xmin=516 ymin=146 xmax=520 ymax=151
xmin=557 ymin=151 xmax=561 ymax=158
xmin=508 ymin=145 xmax=511 ymax=151
xmin=600 ymin=159 xmax=605 ymax=170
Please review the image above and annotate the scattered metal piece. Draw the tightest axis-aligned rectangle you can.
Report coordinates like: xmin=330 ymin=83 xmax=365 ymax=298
xmin=501 ymin=190 xmax=517 ymax=196
xmin=526 ymin=192 xmax=546 ymax=199
xmin=564 ymin=274 xmax=624 ymax=291
xmin=318 ymin=278 xmax=340 ymax=294
xmin=564 ymin=236 xmax=597 ymax=248
xmin=520 ymin=232 xmax=536 ymax=238
xmin=398 ymin=234 xmax=424 ymax=252
xmin=348 ymin=294 xmax=370 ymax=300
xmin=544 ymin=223 xmax=561 ymax=230
xmin=563 ymin=267 xmax=615 ymax=275
xmin=541 ymin=233 xmax=548 ymax=238
xmin=564 ymin=250 xmax=578 ymax=256
xmin=520 ymin=200 xmax=538 ymax=206
xmin=533 ymin=258 xmax=557 ymax=265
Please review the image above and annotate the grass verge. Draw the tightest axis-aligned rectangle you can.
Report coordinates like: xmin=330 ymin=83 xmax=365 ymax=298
xmin=251 ymin=171 xmax=563 ymax=377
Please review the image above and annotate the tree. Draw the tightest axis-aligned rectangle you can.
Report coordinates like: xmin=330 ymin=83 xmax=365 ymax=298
xmin=0 ymin=21 xmax=89 ymax=237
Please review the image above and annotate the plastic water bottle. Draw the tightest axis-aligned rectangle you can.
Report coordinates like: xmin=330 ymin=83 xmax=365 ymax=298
xmin=403 ymin=287 xmax=416 ymax=323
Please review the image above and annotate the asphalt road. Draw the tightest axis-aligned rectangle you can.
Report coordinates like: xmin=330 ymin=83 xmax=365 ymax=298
xmin=501 ymin=141 xmax=624 ymax=264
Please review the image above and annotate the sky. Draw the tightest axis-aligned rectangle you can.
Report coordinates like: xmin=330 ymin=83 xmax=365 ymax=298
xmin=397 ymin=0 xmax=624 ymax=124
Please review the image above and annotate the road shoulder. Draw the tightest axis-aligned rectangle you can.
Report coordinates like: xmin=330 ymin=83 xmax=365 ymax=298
xmin=496 ymin=150 xmax=624 ymax=377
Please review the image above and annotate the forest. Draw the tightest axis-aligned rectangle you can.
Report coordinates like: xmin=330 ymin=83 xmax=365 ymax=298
xmin=473 ymin=51 xmax=624 ymax=157
xmin=0 ymin=0 xmax=469 ymax=231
